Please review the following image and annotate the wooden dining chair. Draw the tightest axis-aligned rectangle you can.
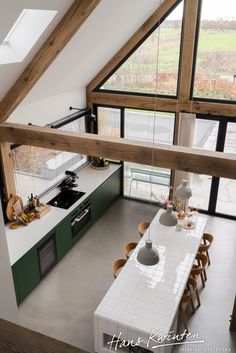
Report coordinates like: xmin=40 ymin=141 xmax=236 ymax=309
xmin=190 ymin=252 xmax=208 ymax=287
xmin=199 ymin=232 xmax=214 ymax=266
xmin=138 ymin=221 xmax=150 ymax=238
xmin=198 ymin=233 xmax=214 ymax=281
xmin=179 ymin=277 xmax=201 ymax=333
xmin=124 ymin=242 xmax=138 ymax=259
xmin=112 ymin=259 xmax=127 ymax=279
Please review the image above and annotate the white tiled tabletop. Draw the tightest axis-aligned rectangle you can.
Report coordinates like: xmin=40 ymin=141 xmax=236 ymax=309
xmin=94 ymin=210 xmax=207 ymax=353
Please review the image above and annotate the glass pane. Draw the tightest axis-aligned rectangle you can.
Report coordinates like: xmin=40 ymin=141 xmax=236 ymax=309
xmin=13 ymin=146 xmax=87 ymax=205
xmin=216 ymin=122 xmax=236 ymax=215
xmin=194 ymin=0 xmax=236 ymax=100
xmin=216 ymin=178 xmax=236 ymax=216
xmin=12 ymin=118 xmax=88 ymax=204
xmin=123 ymin=162 xmax=171 ymax=201
xmin=223 ymin=122 xmax=236 ymax=154
xmin=190 ymin=119 xmax=219 ymax=210
xmin=97 ymin=107 xmax=120 ymax=137
xmin=192 ymin=119 xmax=219 ymax=150
xmin=125 ymin=109 xmax=175 ymax=144
xmin=59 ymin=117 xmax=86 ymax=133
xmin=101 ymin=2 xmax=183 ymax=96
xmin=189 ymin=173 xmax=212 ymax=210
xmin=124 ymin=109 xmax=174 ymax=200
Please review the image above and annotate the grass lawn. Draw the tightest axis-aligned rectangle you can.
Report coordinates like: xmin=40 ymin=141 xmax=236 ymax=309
xmin=103 ymin=27 xmax=236 ymax=98
xmin=198 ymin=30 xmax=236 ymax=52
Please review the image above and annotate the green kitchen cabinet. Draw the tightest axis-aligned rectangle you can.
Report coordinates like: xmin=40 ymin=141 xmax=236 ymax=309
xmin=56 ymin=216 xmax=72 ymax=260
xmin=91 ymin=167 xmax=121 ymax=221
xmin=12 ymin=247 xmax=40 ymax=304
xmin=11 ymin=166 xmax=122 ymax=304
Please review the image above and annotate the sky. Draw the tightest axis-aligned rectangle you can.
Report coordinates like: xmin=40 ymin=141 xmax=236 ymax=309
xmin=201 ymin=0 xmax=236 ymax=20
xmin=168 ymin=0 xmax=236 ymax=21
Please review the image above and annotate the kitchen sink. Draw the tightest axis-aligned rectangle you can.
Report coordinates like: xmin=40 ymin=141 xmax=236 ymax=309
xmin=47 ymin=189 xmax=85 ymax=209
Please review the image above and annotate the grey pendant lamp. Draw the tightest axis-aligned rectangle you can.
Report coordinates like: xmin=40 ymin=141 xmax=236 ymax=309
xmin=159 ymin=204 xmax=178 ymax=226
xmin=137 ymin=239 xmax=159 ymax=266
xmin=175 ymin=179 xmax=192 ymax=212
xmin=176 ymin=179 xmax=192 ymax=198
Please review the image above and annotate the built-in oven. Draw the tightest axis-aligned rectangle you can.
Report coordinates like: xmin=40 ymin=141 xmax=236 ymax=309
xmin=71 ymin=199 xmax=91 ymax=238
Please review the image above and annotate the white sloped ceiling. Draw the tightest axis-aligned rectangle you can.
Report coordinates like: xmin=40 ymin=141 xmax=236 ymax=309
xmin=5 ymin=0 xmax=162 ymax=124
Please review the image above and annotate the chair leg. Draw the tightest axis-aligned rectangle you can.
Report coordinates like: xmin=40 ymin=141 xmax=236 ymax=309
xmin=200 ymin=272 xmax=205 ymax=287
xmin=179 ymin=306 xmax=189 ymax=333
xmin=190 ymin=298 xmax=195 ymax=313
xmin=203 ymin=268 xmax=207 ymax=282
xmin=196 ymin=288 xmax=201 ymax=307
xmin=207 ymin=250 xmax=211 ymax=266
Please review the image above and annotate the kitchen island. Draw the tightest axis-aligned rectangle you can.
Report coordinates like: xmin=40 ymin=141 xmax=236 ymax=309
xmin=94 ymin=210 xmax=207 ymax=353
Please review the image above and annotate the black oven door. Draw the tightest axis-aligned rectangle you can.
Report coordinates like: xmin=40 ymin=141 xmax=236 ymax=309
xmin=71 ymin=204 xmax=91 ymax=238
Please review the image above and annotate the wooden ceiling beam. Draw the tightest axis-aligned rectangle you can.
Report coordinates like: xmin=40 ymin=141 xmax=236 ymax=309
xmin=88 ymin=91 xmax=236 ymax=117
xmin=87 ymin=91 xmax=178 ymax=112
xmin=0 ymin=0 xmax=101 ymax=123
xmin=86 ymin=0 xmax=179 ymax=93
xmin=0 ymin=123 xmax=235 ymax=180
xmin=181 ymin=101 xmax=236 ymax=117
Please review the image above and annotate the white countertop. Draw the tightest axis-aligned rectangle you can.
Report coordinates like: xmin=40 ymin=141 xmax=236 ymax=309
xmin=94 ymin=210 xmax=207 ymax=351
xmin=5 ymin=163 xmax=121 ymax=266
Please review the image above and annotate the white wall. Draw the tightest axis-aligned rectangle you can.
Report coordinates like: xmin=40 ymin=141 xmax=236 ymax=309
xmin=0 ymin=0 xmax=74 ymax=101
xmin=0 ymin=203 xmax=19 ymax=324
xmin=8 ymin=0 xmax=161 ymax=123
xmin=9 ymin=89 xmax=86 ymax=125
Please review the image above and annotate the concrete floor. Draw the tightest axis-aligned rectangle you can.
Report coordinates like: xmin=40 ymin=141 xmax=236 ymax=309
xmin=18 ymin=198 xmax=236 ymax=352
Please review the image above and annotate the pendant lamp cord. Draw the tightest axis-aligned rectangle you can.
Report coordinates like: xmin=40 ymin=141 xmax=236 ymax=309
xmin=148 ymin=0 xmax=163 ymax=242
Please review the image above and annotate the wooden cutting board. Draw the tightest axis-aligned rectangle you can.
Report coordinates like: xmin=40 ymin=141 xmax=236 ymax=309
xmin=6 ymin=195 xmax=23 ymax=222
xmin=34 ymin=204 xmax=52 ymax=219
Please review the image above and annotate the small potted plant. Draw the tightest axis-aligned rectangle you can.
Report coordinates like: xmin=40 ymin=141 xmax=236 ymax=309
xmin=91 ymin=157 xmax=109 ymax=169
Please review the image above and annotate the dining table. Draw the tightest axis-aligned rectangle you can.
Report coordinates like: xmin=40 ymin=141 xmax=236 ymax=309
xmin=94 ymin=209 xmax=207 ymax=353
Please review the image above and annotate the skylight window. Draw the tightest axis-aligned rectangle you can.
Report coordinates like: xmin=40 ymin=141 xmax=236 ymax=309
xmin=0 ymin=9 xmax=57 ymax=65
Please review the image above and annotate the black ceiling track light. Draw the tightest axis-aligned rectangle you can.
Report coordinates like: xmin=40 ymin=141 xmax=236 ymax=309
xmin=69 ymin=106 xmax=96 ymax=122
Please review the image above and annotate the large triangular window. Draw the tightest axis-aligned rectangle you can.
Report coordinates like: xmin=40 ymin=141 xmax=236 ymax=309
xmin=99 ymin=1 xmax=183 ymax=96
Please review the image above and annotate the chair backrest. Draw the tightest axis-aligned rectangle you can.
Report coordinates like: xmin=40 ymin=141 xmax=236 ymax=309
xmin=191 ymin=252 xmax=208 ymax=276
xmin=199 ymin=232 xmax=214 ymax=252
xmin=181 ymin=277 xmax=198 ymax=304
xmin=138 ymin=221 xmax=150 ymax=238
xmin=112 ymin=259 xmax=127 ymax=279
xmin=124 ymin=242 xmax=138 ymax=259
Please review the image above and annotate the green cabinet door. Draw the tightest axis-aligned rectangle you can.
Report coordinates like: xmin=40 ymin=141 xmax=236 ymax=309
xmin=56 ymin=216 xmax=72 ymax=261
xmin=12 ymin=247 xmax=40 ymax=304
xmin=91 ymin=186 xmax=103 ymax=222
xmin=112 ymin=168 xmax=122 ymax=199
xmin=91 ymin=167 xmax=122 ymax=222
xmin=11 ymin=266 xmax=20 ymax=305
xmin=100 ymin=168 xmax=121 ymax=212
